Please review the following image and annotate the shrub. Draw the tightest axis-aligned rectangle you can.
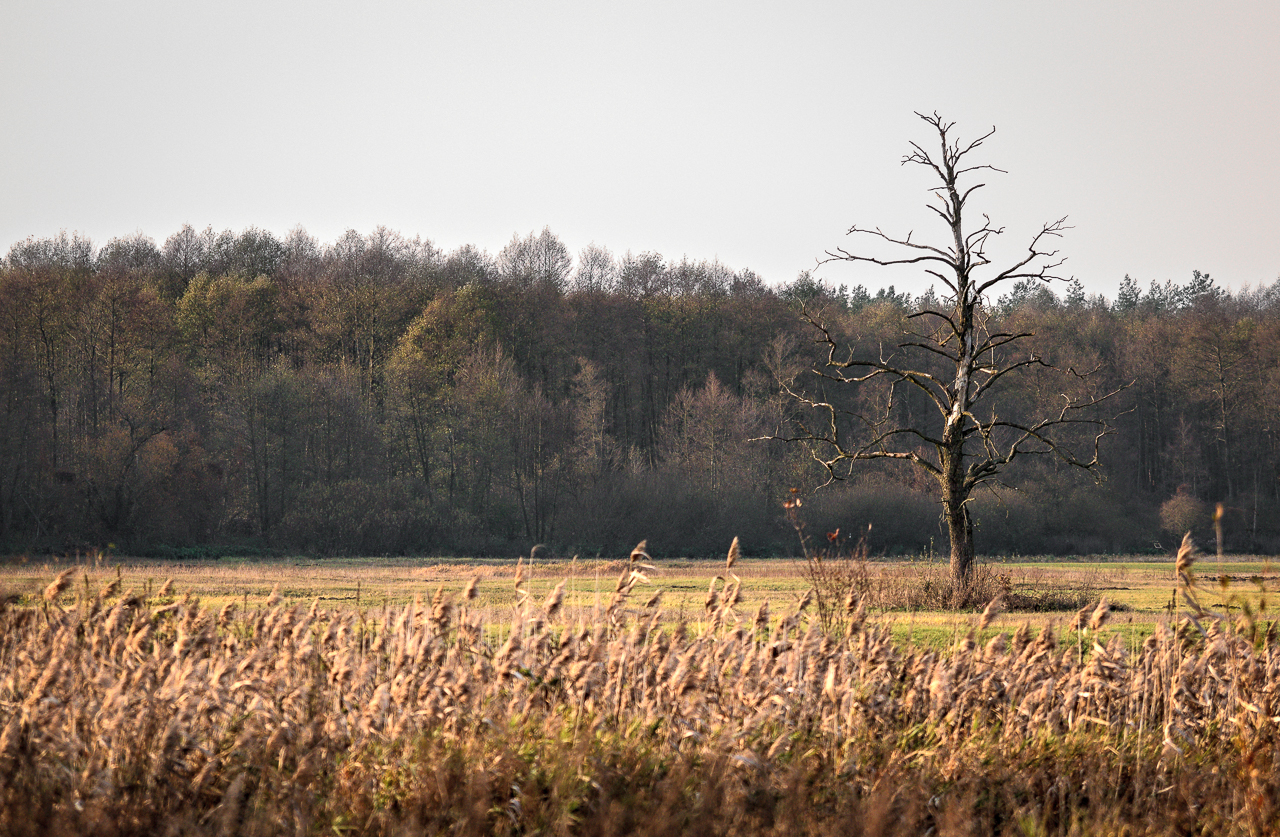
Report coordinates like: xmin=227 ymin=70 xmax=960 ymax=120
xmin=1160 ymin=490 xmax=1211 ymax=540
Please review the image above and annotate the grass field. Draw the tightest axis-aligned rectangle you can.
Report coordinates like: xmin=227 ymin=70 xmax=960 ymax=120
xmin=3 ymin=550 xmax=1277 ymax=650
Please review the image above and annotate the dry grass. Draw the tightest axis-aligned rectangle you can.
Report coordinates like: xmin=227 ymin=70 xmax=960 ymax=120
xmin=802 ymin=537 xmax=1101 ymax=635
xmin=2 ymin=542 xmax=1280 ymax=834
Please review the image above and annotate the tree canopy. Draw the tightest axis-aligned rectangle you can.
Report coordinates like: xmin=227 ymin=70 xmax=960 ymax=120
xmin=2 ymin=223 xmax=1278 ymax=559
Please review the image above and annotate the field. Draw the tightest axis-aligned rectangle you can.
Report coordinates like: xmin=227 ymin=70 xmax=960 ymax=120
xmin=4 ymin=550 xmax=1277 ymax=644
xmin=2 ymin=549 xmax=1280 ymax=835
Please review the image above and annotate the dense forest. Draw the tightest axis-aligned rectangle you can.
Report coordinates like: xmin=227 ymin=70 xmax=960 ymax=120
xmin=2 ymin=225 xmax=1278 ymax=558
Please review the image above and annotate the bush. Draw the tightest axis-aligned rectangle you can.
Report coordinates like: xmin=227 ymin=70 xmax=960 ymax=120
xmin=275 ymin=479 xmax=441 ymax=555
xmin=1160 ymin=491 xmax=1211 ymax=541
xmin=556 ymin=468 xmax=789 ymax=558
xmin=799 ymin=479 xmax=941 ymax=556
xmin=792 ymin=506 xmax=1096 ymax=621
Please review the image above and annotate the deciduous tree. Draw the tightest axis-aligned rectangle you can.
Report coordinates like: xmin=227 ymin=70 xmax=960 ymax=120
xmin=774 ymin=113 xmax=1122 ymax=596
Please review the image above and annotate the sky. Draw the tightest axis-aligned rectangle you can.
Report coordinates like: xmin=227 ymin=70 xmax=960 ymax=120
xmin=2 ymin=1 xmax=1277 ymax=299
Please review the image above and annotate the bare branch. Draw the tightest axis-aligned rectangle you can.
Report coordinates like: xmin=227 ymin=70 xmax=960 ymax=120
xmin=820 ymin=225 xmax=956 ymax=267
xmin=972 ymin=329 xmax=1036 ymax=358
xmin=776 ymin=113 xmax=1117 ymax=587
xmin=975 ymin=218 xmax=1073 ymax=297
xmin=907 ymin=307 xmax=959 ymax=334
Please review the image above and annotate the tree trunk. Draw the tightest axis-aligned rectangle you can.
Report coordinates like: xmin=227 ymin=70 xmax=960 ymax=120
xmin=941 ymin=449 xmax=974 ymax=600
xmin=945 ymin=498 xmax=975 ymax=598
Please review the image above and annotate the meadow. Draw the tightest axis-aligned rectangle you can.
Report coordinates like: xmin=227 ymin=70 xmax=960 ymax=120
xmin=1 ymin=544 xmax=1279 ymax=835
xmin=3 ymin=549 xmax=1274 ymax=645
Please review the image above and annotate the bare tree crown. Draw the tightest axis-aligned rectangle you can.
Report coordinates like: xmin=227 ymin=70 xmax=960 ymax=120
xmin=771 ymin=112 xmax=1124 ymax=588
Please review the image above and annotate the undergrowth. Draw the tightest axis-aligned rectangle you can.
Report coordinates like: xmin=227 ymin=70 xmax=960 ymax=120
xmin=795 ymin=515 xmax=1098 ymax=631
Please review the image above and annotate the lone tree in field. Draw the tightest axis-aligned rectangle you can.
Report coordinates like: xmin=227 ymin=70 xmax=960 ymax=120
xmin=775 ymin=113 xmax=1119 ymax=599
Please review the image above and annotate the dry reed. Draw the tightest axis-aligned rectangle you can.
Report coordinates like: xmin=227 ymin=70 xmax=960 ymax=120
xmin=0 ymin=541 xmax=1277 ymax=835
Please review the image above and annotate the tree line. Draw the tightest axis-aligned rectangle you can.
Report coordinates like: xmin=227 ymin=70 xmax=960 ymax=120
xmin=2 ymin=225 xmax=1278 ymax=557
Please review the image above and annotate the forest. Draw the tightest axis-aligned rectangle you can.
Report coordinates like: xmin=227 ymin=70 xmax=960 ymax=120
xmin=2 ymin=225 xmax=1278 ymax=559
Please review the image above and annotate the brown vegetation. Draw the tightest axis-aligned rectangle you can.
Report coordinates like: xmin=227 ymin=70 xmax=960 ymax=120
xmin=793 ymin=509 xmax=1094 ymax=627
xmin=2 ymin=541 xmax=1279 ymax=835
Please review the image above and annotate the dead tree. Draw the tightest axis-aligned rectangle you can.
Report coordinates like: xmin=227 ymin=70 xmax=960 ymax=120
xmin=774 ymin=112 xmax=1122 ymax=600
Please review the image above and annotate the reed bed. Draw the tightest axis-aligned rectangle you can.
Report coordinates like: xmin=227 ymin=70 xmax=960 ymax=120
xmin=1 ymin=539 xmax=1278 ymax=835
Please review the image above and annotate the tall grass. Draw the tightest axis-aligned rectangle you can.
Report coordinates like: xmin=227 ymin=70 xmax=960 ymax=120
xmin=797 ymin=520 xmax=1096 ymax=630
xmin=1 ymin=538 xmax=1277 ymax=835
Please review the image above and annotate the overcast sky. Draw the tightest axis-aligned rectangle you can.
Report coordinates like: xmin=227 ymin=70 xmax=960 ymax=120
xmin=2 ymin=1 xmax=1277 ymax=298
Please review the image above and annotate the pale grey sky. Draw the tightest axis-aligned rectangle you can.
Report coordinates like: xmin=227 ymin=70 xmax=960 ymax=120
xmin=2 ymin=1 xmax=1277 ymax=297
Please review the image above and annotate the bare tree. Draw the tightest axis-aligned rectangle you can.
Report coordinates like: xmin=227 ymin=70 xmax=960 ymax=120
xmin=498 ymin=227 xmax=572 ymax=290
xmin=773 ymin=113 xmax=1122 ymax=598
